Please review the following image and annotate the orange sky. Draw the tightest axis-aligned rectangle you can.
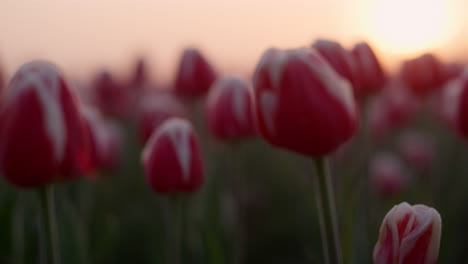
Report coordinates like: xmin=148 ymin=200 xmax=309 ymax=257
xmin=0 ymin=0 xmax=467 ymax=85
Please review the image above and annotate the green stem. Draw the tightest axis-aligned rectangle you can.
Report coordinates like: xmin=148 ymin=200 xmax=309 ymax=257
xmin=39 ymin=185 xmax=60 ymax=264
xmin=168 ymin=196 xmax=183 ymax=264
xmin=313 ymin=157 xmax=342 ymax=264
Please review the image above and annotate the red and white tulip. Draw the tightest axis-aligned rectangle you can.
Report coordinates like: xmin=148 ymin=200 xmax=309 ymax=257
xmin=373 ymin=202 xmax=442 ymax=264
xmin=0 ymin=61 xmax=89 ymax=188
xmin=252 ymin=48 xmax=357 ymax=156
xmin=206 ymin=76 xmax=256 ymax=141
xmin=142 ymin=118 xmax=204 ymax=194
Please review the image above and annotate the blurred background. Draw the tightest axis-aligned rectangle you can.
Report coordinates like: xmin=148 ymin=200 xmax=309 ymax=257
xmin=1 ymin=1 xmax=468 ymax=264
xmin=1 ymin=0 xmax=467 ymax=81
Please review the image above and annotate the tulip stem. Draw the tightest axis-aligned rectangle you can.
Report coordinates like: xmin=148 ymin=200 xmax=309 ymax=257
xmin=168 ymin=196 xmax=183 ymax=264
xmin=39 ymin=185 xmax=60 ymax=264
xmin=313 ymin=157 xmax=342 ymax=264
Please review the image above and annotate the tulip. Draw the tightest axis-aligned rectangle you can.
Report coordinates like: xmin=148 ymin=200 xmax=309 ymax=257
xmin=0 ymin=60 xmax=89 ymax=264
xmin=373 ymin=202 xmax=442 ymax=264
xmin=206 ymin=76 xmax=256 ymax=141
xmin=253 ymin=47 xmax=357 ymax=264
xmin=351 ymin=42 xmax=386 ymax=98
xmin=142 ymin=117 xmax=204 ymax=264
xmin=398 ymin=131 xmax=434 ymax=172
xmin=173 ymin=48 xmax=217 ymax=97
xmin=369 ymin=152 xmax=408 ymax=198
xmin=136 ymin=91 xmax=187 ymax=144
xmin=92 ymin=71 xmax=130 ymax=118
xmin=0 ymin=60 xmax=88 ymax=188
xmin=82 ymin=105 xmax=122 ymax=176
xmin=312 ymin=39 xmax=359 ymax=91
xmin=440 ymin=68 xmax=468 ymax=138
xmin=252 ymin=47 xmax=357 ymax=157
xmin=368 ymin=79 xmax=419 ymax=140
xmin=142 ymin=117 xmax=204 ymax=194
xmin=400 ymin=53 xmax=447 ymax=96
xmin=130 ymin=57 xmax=149 ymax=89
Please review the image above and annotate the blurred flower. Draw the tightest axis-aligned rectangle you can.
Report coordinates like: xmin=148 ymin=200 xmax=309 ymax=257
xmin=443 ymin=63 xmax=464 ymax=82
xmin=252 ymin=48 xmax=357 ymax=156
xmin=441 ymin=68 xmax=468 ymax=139
xmin=82 ymin=105 xmax=122 ymax=177
xmin=173 ymin=48 xmax=217 ymax=97
xmin=312 ymin=39 xmax=359 ymax=91
xmin=400 ymin=53 xmax=447 ymax=96
xmin=351 ymin=42 xmax=386 ymax=98
xmin=142 ymin=118 xmax=204 ymax=194
xmin=130 ymin=57 xmax=149 ymax=89
xmin=0 ymin=61 xmax=89 ymax=188
xmin=369 ymin=152 xmax=408 ymax=198
xmin=373 ymin=202 xmax=442 ymax=264
xmin=92 ymin=71 xmax=130 ymax=119
xmin=369 ymin=79 xmax=419 ymax=140
xmin=398 ymin=131 xmax=434 ymax=172
xmin=205 ymin=76 xmax=256 ymax=141
xmin=136 ymin=91 xmax=187 ymax=144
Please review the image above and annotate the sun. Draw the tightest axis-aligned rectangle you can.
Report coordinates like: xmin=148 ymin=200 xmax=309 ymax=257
xmin=368 ymin=0 xmax=455 ymax=56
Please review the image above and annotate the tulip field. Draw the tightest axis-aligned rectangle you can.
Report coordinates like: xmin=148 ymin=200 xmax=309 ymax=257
xmin=0 ymin=38 xmax=468 ymax=264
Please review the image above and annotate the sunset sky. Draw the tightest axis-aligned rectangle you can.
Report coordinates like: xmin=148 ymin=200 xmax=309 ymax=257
xmin=0 ymin=0 xmax=467 ymax=85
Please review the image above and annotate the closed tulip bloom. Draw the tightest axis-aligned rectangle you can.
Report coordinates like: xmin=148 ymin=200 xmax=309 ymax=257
xmin=93 ymin=71 xmax=129 ymax=118
xmin=312 ymin=39 xmax=359 ymax=90
xmin=82 ymin=106 xmax=122 ymax=174
xmin=351 ymin=42 xmax=386 ymax=97
xmin=400 ymin=54 xmax=446 ymax=96
xmin=444 ymin=68 xmax=468 ymax=138
xmin=0 ymin=61 xmax=89 ymax=188
xmin=142 ymin=118 xmax=204 ymax=194
xmin=174 ymin=48 xmax=217 ymax=97
xmin=252 ymin=48 xmax=357 ymax=157
xmin=369 ymin=152 xmax=408 ymax=198
xmin=136 ymin=91 xmax=187 ymax=144
xmin=373 ymin=202 xmax=442 ymax=264
xmin=369 ymin=79 xmax=419 ymax=140
xmin=206 ymin=76 xmax=256 ymax=140
xmin=398 ymin=131 xmax=434 ymax=172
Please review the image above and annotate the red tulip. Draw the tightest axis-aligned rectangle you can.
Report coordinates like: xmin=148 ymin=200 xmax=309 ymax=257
xmin=444 ymin=69 xmax=468 ymax=138
xmin=136 ymin=91 xmax=187 ymax=144
xmin=0 ymin=61 xmax=89 ymax=188
xmin=312 ymin=39 xmax=359 ymax=90
xmin=373 ymin=202 xmax=442 ymax=264
xmin=351 ymin=42 xmax=386 ymax=97
xmin=82 ymin=106 xmax=122 ymax=175
xmin=400 ymin=53 xmax=446 ymax=96
xmin=369 ymin=152 xmax=408 ymax=198
xmin=398 ymin=131 xmax=434 ymax=172
xmin=369 ymin=79 xmax=419 ymax=140
xmin=206 ymin=76 xmax=256 ymax=141
xmin=438 ymin=76 xmax=465 ymax=129
xmin=93 ymin=71 xmax=129 ymax=118
xmin=130 ymin=57 xmax=149 ymax=89
xmin=142 ymin=118 xmax=204 ymax=194
xmin=173 ymin=48 xmax=217 ymax=97
xmin=252 ymin=48 xmax=357 ymax=156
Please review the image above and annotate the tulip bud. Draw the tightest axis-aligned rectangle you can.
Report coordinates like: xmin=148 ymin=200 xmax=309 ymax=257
xmin=369 ymin=152 xmax=408 ymax=198
xmin=351 ymin=42 xmax=386 ymax=97
xmin=373 ymin=202 xmax=442 ymax=264
xmin=400 ymin=53 xmax=446 ymax=96
xmin=398 ymin=131 xmax=434 ymax=172
xmin=142 ymin=118 xmax=204 ymax=194
xmin=136 ymin=91 xmax=187 ymax=144
xmin=368 ymin=79 xmax=419 ymax=140
xmin=312 ymin=39 xmax=359 ymax=90
xmin=252 ymin=48 xmax=357 ymax=157
xmin=0 ymin=61 xmax=89 ymax=188
xmin=174 ymin=48 xmax=217 ymax=97
xmin=82 ymin=105 xmax=122 ymax=175
xmin=93 ymin=71 xmax=130 ymax=118
xmin=206 ymin=76 xmax=256 ymax=140
xmin=444 ymin=68 xmax=468 ymax=139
